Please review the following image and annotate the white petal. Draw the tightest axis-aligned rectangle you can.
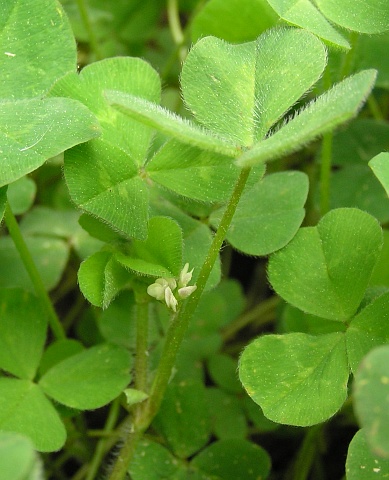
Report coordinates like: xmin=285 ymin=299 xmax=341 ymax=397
xmin=147 ymin=283 xmax=165 ymax=300
xmin=178 ymin=285 xmax=197 ymax=299
xmin=178 ymin=263 xmax=194 ymax=287
xmin=165 ymin=287 xmax=178 ymax=312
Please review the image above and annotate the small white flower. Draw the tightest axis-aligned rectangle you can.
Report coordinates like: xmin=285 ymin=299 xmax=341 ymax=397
xmin=178 ymin=285 xmax=197 ymax=299
xmin=147 ymin=264 xmax=196 ymax=311
xmin=178 ymin=263 xmax=194 ymax=288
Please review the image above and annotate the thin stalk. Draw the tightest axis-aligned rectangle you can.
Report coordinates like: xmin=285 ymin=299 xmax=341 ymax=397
xmin=4 ymin=203 xmax=65 ymax=340
xmin=107 ymin=167 xmax=251 ymax=480
xmin=367 ymin=94 xmax=384 ymax=121
xmin=221 ymin=295 xmax=280 ymax=342
xmin=319 ymin=66 xmax=333 ymax=217
xmin=167 ymin=0 xmax=187 ymax=63
xmin=161 ymin=0 xmax=206 ymax=81
xmin=291 ymin=424 xmax=323 ymax=480
xmin=85 ymin=398 xmax=121 ymax=480
xmin=339 ymin=31 xmax=360 ymax=80
xmin=134 ymin=300 xmax=149 ymax=393
xmin=75 ymin=0 xmax=103 ymax=60
xmin=319 ymin=130 xmax=333 ymax=216
xmin=145 ymin=167 xmax=251 ymax=422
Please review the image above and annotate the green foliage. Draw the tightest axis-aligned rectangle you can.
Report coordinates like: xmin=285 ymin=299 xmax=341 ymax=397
xmin=0 ymin=432 xmax=43 ymax=480
xmin=1 ymin=0 xmax=389 ymax=478
xmin=346 ymin=429 xmax=389 ymax=479
xmin=353 ymin=346 xmax=389 ymax=458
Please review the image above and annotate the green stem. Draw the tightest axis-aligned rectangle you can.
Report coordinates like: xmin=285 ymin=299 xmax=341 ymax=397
xmin=291 ymin=424 xmax=323 ymax=480
xmin=367 ymin=94 xmax=385 ymax=121
xmin=134 ymin=300 xmax=149 ymax=393
xmin=319 ymin=131 xmax=333 ymax=216
xmin=167 ymin=0 xmax=186 ymax=62
xmin=221 ymin=295 xmax=280 ymax=342
xmin=319 ymin=66 xmax=333 ymax=217
xmin=107 ymin=167 xmax=251 ymax=480
xmin=75 ymin=0 xmax=103 ymax=60
xmin=85 ymin=398 xmax=121 ymax=480
xmin=339 ymin=31 xmax=360 ymax=80
xmin=145 ymin=167 xmax=251 ymax=422
xmin=4 ymin=203 xmax=65 ymax=340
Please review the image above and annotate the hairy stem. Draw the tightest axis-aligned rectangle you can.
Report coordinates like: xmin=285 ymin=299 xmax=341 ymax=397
xmin=107 ymin=167 xmax=251 ymax=480
xmin=4 ymin=203 xmax=65 ymax=340
xmin=85 ymin=398 xmax=121 ymax=480
xmin=134 ymin=300 xmax=149 ymax=393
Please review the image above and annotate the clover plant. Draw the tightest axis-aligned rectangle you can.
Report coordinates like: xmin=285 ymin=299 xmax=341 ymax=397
xmin=1 ymin=0 xmax=389 ymax=479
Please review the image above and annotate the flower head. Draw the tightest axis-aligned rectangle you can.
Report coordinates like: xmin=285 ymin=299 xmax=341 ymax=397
xmin=147 ymin=264 xmax=196 ymax=311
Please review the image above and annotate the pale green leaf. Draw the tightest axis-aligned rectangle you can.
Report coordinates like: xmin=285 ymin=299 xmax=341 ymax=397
xmin=7 ymin=177 xmax=36 ymax=215
xmin=39 ymin=339 xmax=85 ymax=377
xmin=370 ymin=230 xmax=389 ymax=287
xmin=316 ymin=0 xmax=389 ymax=34
xmin=268 ymin=208 xmax=383 ymax=321
xmin=149 ymin=194 xmax=221 ymax=290
xmin=0 ymin=378 xmax=66 ymax=452
xmin=346 ymin=429 xmax=389 ymax=478
xmin=78 ymin=251 xmax=131 ymax=308
xmin=0 ymin=432 xmax=42 ymax=480
xmin=0 ymin=0 xmax=76 ymax=99
xmin=346 ymin=292 xmax=389 ymax=373
xmin=50 ymin=57 xmax=161 ymax=239
xmin=266 ymin=0 xmax=349 ymax=48
xmin=65 ymin=140 xmax=148 ymax=240
xmin=50 ymin=57 xmax=160 ymax=164
xmin=181 ymin=27 xmax=327 ymax=145
xmin=239 ymin=332 xmax=348 ymax=426
xmin=353 ymin=345 xmax=389 ymax=459
xmin=146 ymin=140 xmax=241 ymax=202
xmin=115 ymin=216 xmax=183 ymax=278
xmin=0 ymin=236 xmax=69 ymax=292
xmin=0 ymin=97 xmax=100 ymax=187
xmin=237 ymin=70 xmax=377 ymax=168
xmin=191 ymin=0 xmax=278 ymax=43
xmin=369 ymin=152 xmax=389 ymax=198
xmin=39 ymin=344 xmax=132 ymax=410
xmin=211 ymin=171 xmax=308 ymax=255
xmin=0 ymin=289 xmax=47 ymax=380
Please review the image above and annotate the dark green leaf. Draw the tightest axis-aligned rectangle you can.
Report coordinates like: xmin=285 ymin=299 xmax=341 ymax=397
xmin=153 ymin=380 xmax=211 ymax=458
xmin=190 ymin=439 xmax=271 ymax=480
